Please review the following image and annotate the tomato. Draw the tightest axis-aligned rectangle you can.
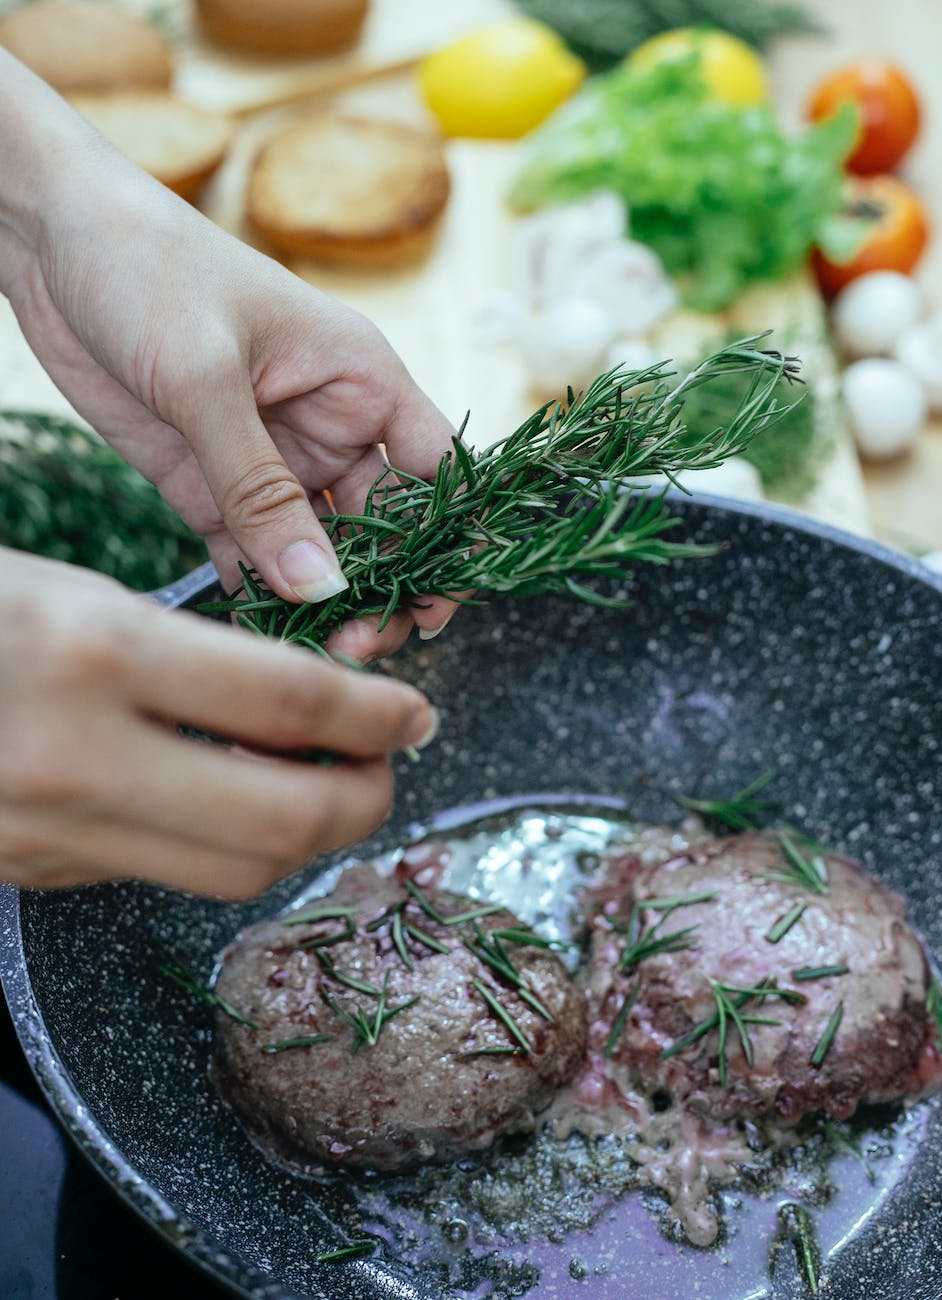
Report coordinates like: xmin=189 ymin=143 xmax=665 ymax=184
xmin=808 ymin=59 xmax=920 ymax=174
xmin=812 ymin=175 xmax=929 ymax=299
xmin=418 ymin=19 xmax=586 ymax=139
xmin=626 ymin=27 xmax=769 ymax=108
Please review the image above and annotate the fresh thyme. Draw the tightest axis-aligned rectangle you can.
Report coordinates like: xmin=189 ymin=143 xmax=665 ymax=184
xmin=159 ymin=955 xmax=258 ymax=1028
xmin=676 ymin=770 xmax=776 ymax=831
xmin=315 ymin=1241 xmax=377 ymax=1264
xmin=792 ymin=965 xmax=849 ymax=982
xmin=261 ymin=1034 xmax=334 ymax=1054
xmin=765 ymin=901 xmax=807 ymax=944
xmin=810 ymin=1001 xmax=844 ymax=1067
xmin=472 ymin=978 xmax=536 ymax=1055
xmin=199 ymin=341 xmax=802 ymax=646
xmin=764 ymin=833 xmax=829 ymax=894
xmin=774 ymin=1201 xmax=821 ymax=1295
xmin=604 ymin=976 xmax=642 ymax=1059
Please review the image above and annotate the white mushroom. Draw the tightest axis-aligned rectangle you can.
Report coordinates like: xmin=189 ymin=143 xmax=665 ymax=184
xmin=842 ymin=358 xmax=928 ymax=459
xmin=831 ymin=271 xmax=924 ymax=358
xmin=894 ymin=315 xmax=942 ymax=414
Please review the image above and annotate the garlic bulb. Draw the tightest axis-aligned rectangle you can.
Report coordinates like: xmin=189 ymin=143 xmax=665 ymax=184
xmin=832 ymin=271 xmax=924 ymax=358
xmin=842 ymin=358 xmax=927 ymax=459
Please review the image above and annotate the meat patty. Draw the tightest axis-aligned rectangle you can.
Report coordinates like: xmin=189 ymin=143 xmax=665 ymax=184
xmin=212 ymin=864 xmax=587 ymax=1171
xmin=586 ymin=829 xmax=936 ymax=1123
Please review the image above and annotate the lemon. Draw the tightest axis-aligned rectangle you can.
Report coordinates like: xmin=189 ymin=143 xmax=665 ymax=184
xmin=627 ymin=28 xmax=769 ymax=108
xmin=418 ymin=18 xmax=586 ymax=139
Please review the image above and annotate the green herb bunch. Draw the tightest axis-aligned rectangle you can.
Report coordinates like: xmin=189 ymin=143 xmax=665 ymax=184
xmin=203 ymin=339 xmax=802 ymax=647
xmin=519 ymin=0 xmax=818 ymax=72
xmin=0 ymin=410 xmax=206 ymax=590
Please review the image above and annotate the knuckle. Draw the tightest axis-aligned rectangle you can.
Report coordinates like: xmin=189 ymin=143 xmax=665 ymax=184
xmin=220 ymin=461 xmax=308 ymax=531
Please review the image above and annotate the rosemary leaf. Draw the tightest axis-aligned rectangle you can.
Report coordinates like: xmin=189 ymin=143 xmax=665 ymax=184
xmin=200 ymin=342 xmax=802 ymax=647
xmin=775 ymin=1202 xmax=821 ymax=1294
xmin=676 ymin=770 xmax=776 ymax=831
xmin=810 ymin=1001 xmax=844 ymax=1067
xmin=405 ymin=922 xmax=450 ymax=955
xmin=472 ymin=978 xmax=535 ymax=1055
xmin=315 ymin=1241 xmax=376 ymax=1264
xmin=391 ymin=909 xmax=414 ymax=971
xmin=765 ymin=901 xmax=807 ymax=944
xmin=792 ymin=965 xmax=849 ymax=982
xmin=283 ymin=906 xmax=357 ymax=927
xmin=604 ymin=977 xmax=642 ymax=1059
xmin=261 ymin=1034 xmax=334 ymax=1054
xmin=159 ymin=956 xmax=258 ymax=1028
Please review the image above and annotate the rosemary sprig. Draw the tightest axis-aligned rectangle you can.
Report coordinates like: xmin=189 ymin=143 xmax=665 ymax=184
xmin=464 ymin=923 xmax=555 ymax=1021
xmin=472 ymin=978 xmax=535 ymax=1055
xmin=320 ymin=974 xmax=418 ymax=1054
xmin=404 ymin=879 xmax=502 ymax=927
xmin=810 ymin=1001 xmax=844 ymax=1067
xmin=604 ymin=976 xmax=642 ymax=1059
xmin=792 ymin=965 xmax=849 ymax=982
xmin=618 ymin=920 xmax=697 ymax=970
xmin=159 ymin=955 xmax=258 ymax=1028
xmin=765 ymin=901 xmax=807 ymax=944
xmin=316 ymin=954 xmax=383 ymax=997
xmin=199 ymin=342 xmax=801 ymax=646
xmin=315 ymin=1241 xmax=376 ymax=1264
xmin=662 ymin=977 xmax=806 ymax=1077
xmin=676 ymin=770 xmax=776 ymax=831
xmin=764 ymin=833 xmax=829 ymax=894
xmin=261 ymin=1034 xmax=334 ymax=1054
xmin=775 ymin=1202 xmax=821 ymax=1294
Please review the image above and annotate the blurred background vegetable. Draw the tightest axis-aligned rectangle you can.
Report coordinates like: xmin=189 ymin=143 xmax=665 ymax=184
xmin=418 ymin=17 xmax=585 ymax=138
xmin=510 ymin=58 xmax=858 ymax=311
xmin=812 ymin=174 xmax=929 ymax=297
xmin=0 ymin=411 xmax=206 ymax=590
xmin=625 ymin=27 xmax=769 ymax=107
xmin=808 ymin=58 xmax=920 ymax=175
xmin=517 ymin=0 xmax=817 ymax=72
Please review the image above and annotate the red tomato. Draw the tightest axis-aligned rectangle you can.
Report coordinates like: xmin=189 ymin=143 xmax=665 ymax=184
xmin=812 ymin=174 xmax=929 ymax=299
xmin=809 ymin=59 xmax=920 ymax=174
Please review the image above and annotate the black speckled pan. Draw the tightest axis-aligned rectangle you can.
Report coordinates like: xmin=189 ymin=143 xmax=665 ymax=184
xmin=3 ymin=495 xmax=942 ymax=1300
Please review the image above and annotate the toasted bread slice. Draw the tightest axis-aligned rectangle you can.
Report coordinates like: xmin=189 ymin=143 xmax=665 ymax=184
xmin=195 ymin=0 xmax=368 ymax=58
xmin=0 ymin=1 xmax=172 ymax=94
xmin=70 ymin=93 xmax=232 ymax=201
xmin=247 ymin=114 xmax=450 ymax=268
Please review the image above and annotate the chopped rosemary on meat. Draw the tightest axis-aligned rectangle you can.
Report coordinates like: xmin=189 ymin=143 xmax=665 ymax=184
xmin=315 ymin=955 xmax=384 ymax=997
xmin=792 ymin=965 xmax=849 ymax=982
xmin=604 ymin=976 xmax=642 ymax=1059
xmin=159 ymin=954 xmax=258 ymax=1028
xmin=320 ymin=974 xmax=419 ymax=1054
xmin=404 ymin=879 xmax=502 ymax=927
xmin=764 ymin=833 xmax=829 ymax=894
xmin=464 ymin=923 xmax=555 ymax=1022
xmin=405 ymin=922 xmax=450 ymax=954
xmin=641 ymin=890 xmax=719 ymax=911
xmin=618 ymin=918 xmax=698 ymax=971
xmin=774 ymin=1202 xmax=821 ymax=1295
xmin=283 ymin=905 xmax=357 ymax=927
xmin=261 ymin=1034 xmax=334 ymax=1054
xmin=315 ymin=1241 xmax=377 ymax=1264
xmin=391 ymin=908 xmax=414 ymax=971
xmin=472 ymin=978 xmax=536 ymax=1055
xmin=199 ymin=342 xmax=802 ymax=647
xmin=490 ymin=926 xmax=570 ymax=951
xmin=765 ymin=901 xmax=807 ymax=944
xmin=810 ymin=1001 xmax=844 ymax=1067
xmin=462 ymin=1046 xmax=526 ymax=1058
xmin=662 ymin=978 xmax=806 ymax=1082
xmin=676 ymin=770 xmax=776 ymax=831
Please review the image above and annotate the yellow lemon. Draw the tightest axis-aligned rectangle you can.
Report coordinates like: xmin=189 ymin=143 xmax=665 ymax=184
xmin=418 ymin=18 xmax=586 ymax=139
xmin=627 ymin=27 xmax=769 ymax=108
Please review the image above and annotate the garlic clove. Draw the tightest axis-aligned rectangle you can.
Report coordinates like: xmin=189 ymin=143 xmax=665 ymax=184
xmin=831 ymin=271 xmax=924 ymax=358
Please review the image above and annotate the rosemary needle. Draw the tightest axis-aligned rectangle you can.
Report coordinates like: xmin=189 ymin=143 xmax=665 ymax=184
xmin=810 ymin=1001 xmax=844 ymax=1067
xmin=315 ymin=1241 xmax=376 ymax=1264
xmin=261 ymin=1034 xmax=334 ymax=1054
xmin=472 ymin=978 xmax=535 ymax=1055
xmin=604 ymin=977 xmax=642 ymax=1059
xmin=676 ymin=770 xmax=776 ymax=831
xmin=765 ymin=901 xmax=807 ymax=944
xmin=200 ymin=340 xmax=802 ymax=647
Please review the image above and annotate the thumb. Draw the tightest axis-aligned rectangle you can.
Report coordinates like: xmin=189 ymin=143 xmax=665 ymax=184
xmin=183 ymin=382 xmax=347 ymax=604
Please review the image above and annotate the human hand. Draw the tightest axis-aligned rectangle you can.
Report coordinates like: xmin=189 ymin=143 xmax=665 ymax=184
xmin=0 ymin=53 xmax=459 ymax=658
xmin=0 ymin=549 xmax=437 ymax=894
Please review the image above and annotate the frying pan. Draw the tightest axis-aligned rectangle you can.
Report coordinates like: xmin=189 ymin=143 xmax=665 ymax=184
xmin=3 ymin=494 xmax=942 ymax=1299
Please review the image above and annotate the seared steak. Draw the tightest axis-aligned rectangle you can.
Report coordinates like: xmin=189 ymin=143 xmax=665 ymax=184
xmin=586 ymin=830 xmax=937 ymax=1123
xmin=213 ymin=864 xmax=587 ymax=1170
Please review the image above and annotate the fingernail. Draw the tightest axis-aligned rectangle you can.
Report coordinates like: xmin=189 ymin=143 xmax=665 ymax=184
xmin=405 ymin=706 xmax=440 ymax=751
xmin=279 ymin=541 xmax=349 ymax=603
xmin=418 ymin=610 xmax=456 ymax=641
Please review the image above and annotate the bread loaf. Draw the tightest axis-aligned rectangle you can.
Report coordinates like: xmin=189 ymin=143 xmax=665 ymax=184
xmin=70 ymin=93 xmax=232 ymax=201
xmin=195 ymin=0 xmax=369 ymax=57
xmin=0 ymin=1 xmax=172 ymax=94
xmin=247 ymin=114 xmax=450 ymax=268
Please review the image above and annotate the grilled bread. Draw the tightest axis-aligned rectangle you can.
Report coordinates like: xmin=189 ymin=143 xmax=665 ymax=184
xmin=0 ymin=1 xmax=172 ymax=94
xmin=70 ymin=93 xmax=232 ymax=201
xmin=247 ymin=114 xmax=450 ymax=268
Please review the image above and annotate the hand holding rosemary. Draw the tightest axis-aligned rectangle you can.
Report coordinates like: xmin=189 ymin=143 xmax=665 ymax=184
xmin=201 ymin=339 xmax=802 ymax=646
